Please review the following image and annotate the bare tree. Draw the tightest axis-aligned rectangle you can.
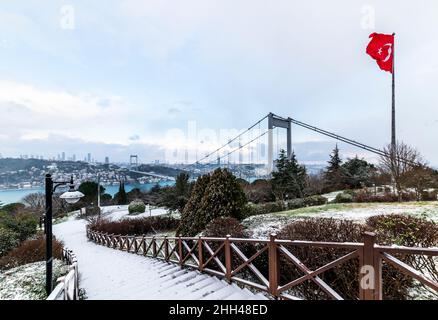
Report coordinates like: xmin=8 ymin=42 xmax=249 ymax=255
xmin=403 ymin=166 xmax=437 ymax=200
xmin=22 ymin=192 xmax=68 ymax=218
xmin=379 ymin=142 xmax=423 ymax=201
xmin=22 ymin=192 xmax=45 ymax=212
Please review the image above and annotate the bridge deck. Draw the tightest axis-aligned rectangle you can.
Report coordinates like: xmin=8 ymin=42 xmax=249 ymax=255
xmin=53 ymin=216 xmax=266 ymax=300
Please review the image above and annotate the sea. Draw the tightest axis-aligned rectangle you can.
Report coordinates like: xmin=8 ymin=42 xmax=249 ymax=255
xmin=0 ymin=181 xmax=175 ymax=205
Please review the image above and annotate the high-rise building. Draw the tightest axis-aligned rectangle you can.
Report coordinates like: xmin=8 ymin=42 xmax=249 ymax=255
xmin=105 ymin=156 xmax=109 ymax=164
xmin=62 ymin=152 xmax=65 ymax=161
xmin=87 ymin=153 xmax=91 ymax=163
xmin=72 ymin=154 xmax=76 ymax=161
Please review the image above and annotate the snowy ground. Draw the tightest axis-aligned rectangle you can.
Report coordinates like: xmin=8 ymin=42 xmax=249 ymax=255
xmin=321 ymin=191 xmax=343 ymax=202
xmin=0 ymin=260 xmax=67 ymax=300
xmin=243 ymin=202 xmax=438 ymax=239
xmin=99 ymin=205 xmax=173 ymax=221
xmin=53 ymin=212 xmax=266 ymax=300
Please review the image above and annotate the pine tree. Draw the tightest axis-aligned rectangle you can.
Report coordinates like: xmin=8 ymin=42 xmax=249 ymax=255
xmin=114 ymin=181 xmax=128 ymax=205
xmin=342 ymin=156 xmax=376 ymax=188
xmin=328 ymin=144 xmax=342 ymax=170
xmin=177 ymin=169 xmax=246 ymax=236
xmin=324 ymin=145 xmax=345 ymax=191
xmin=271 ymin=149 xmax=308 ymax=200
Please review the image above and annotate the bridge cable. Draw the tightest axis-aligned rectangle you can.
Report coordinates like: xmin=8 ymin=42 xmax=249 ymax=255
xmin=193 ymin=114 xmax=268 ymax=164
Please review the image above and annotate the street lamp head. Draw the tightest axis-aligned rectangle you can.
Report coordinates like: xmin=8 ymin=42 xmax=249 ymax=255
xmin=60 ymin=176 xmax=84 ymax=204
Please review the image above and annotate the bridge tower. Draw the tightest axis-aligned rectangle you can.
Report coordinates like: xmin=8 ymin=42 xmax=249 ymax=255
xmin=267 ymin=113 xmax=292 ymax=174
xmin=130 ymin=155 xmax=138 ymax=169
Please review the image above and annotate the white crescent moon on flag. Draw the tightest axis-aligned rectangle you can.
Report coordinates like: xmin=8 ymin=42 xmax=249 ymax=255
xmin=382 ymin=43 xmax=392 ymax=62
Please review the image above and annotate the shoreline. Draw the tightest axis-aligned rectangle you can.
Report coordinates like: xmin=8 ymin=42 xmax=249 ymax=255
xmin=0 ymin=181 xmax=175 ymax=205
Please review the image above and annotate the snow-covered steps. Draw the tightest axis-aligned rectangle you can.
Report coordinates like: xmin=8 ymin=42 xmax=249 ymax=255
xmin=53 ymin=217 xmax=267 ymax=300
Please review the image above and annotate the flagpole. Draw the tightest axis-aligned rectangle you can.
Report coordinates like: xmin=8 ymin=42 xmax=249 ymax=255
xmin=391 ymin=33 xmax=397 ymax=198
xmin=391 ymin=32 xmax=396 ymax=149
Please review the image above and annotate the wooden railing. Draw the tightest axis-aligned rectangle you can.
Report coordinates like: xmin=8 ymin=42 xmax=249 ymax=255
xmin=47 ymin=248 xmax=79 ymax=300
xmin=86 ymin=228 xmax=438 ymax=300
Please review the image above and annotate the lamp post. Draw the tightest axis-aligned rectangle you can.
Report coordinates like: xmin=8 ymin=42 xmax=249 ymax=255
xmin=44 ymin=173 xmax=84 ymax=295
xmin=97 ymin=172 xmax=101 ymax=210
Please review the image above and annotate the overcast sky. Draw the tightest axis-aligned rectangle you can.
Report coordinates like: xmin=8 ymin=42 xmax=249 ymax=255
xmin=0 ymin=1 xmax=437 ymax=166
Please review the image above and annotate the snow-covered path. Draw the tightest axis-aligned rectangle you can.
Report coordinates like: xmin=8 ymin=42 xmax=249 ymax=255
xmin=53 ymin=216 xmax=266 ymax=300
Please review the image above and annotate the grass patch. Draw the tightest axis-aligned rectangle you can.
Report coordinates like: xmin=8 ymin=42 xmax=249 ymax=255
xmin=267 ymin=201 xmax=438 ymax=218
xmin=275 ymin=203 xmax=363 ymax=216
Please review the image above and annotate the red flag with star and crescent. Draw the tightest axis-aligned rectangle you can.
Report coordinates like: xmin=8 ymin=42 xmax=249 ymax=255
xmin=366 ymin=33 xmax=394 ymax=73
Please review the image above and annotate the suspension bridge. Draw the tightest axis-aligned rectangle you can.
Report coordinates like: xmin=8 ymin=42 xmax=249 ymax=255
xmin=123 ymin=112 xmax=415 ymax=181
xmin=188 ymin=112 xmax=401 ymax=176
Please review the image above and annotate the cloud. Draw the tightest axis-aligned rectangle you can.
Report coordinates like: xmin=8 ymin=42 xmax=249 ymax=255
xmin=1 ymin=1 xmax=438 ymax=166
xmin=0 ymin=133 xmax=166 ymax=163
xmin=129 ymin=134 xmax=140 ymax=141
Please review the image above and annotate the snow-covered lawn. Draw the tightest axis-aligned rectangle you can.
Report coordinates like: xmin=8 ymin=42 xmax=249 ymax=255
xmin=281 ymin=202 xmax=438 ymax=221
xmin=243 ymin=201 xmax=438 ymax=239
xmin=321 ymin=190 xmax=343 ymax=202
xmin=52 ymin=211 xmax=265 ymax=300
xmin=0 ymin=260 xmax=68 ymax=300
xmin=100 ymin=205 xmax=176 ymax=221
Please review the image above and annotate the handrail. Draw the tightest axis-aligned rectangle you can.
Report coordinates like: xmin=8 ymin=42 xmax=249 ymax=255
xmin=46 ymin=248 xmax=79 ymax=300
xmin=86 ymin=227 xmax=438 ymax=300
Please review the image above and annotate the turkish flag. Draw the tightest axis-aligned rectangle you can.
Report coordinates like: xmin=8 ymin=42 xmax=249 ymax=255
xmin=366 ymin=33 xmax=394 ymax=73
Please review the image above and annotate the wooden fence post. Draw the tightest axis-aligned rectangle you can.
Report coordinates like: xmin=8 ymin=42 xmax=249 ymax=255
xmin=268 ymin=233 xmax=279 ymax=298
xmin=152 ymin=236 xmax=157 ymax=257
xmin=360 ymin=232 xmax=381 ymax=300
xmin=224 ymin=235 xmax=232 ymax=283
xmin=142 ymin=236 xmax=147 ymax=256
xmin=134 ymin=235 xmax=138 ymax=253
xmin=164 ymin=236 xmax=169 ymax=261
xmin=198 ymin=236 xmax=203 ymax=272
xmin=178 ymin=234 xmax=183 ymax=267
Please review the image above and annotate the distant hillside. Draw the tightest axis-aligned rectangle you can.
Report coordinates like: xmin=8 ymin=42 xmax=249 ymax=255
xmin=136 ymin=164 xmax=186 ymax=177
xmin=0 ymin=158 xmax=49 ymax=172
xmin=0 ymin=158 xmax=92 ymax=173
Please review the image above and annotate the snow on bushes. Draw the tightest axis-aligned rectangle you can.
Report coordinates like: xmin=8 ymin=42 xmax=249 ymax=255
xmin=0 ymin=211 xmax=39 ymax=242
xmin=244 ymin=195 xmax=328 ymax=217
xmin=89 ymin=216 xmax=180 ymax=235
xmin=333 ymin=191 xmax=354 ymax=203
xmin=366 ymin=214 xmax=438 ymax=299
xmin=274 ymin=215 xmax=438 ymax=299
xmin=128 ymin=200 xmax=146 ymax=215
xmin=178 ymin=168 xmax=247 ymax=236
xmin=0 ymin=260 xmax=68 ymax=300
xmin=0 ymin=227 xmax=19 ymax=257
xmin=367 ymin=214 xmax=438 ymax=247
xmin=276 ymin=218 xmax=377 ymax=299
xmin=203 ymin=217 xmax=246 ymax=238
xmin=0 ymin=235 xmax=64 ymax=270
